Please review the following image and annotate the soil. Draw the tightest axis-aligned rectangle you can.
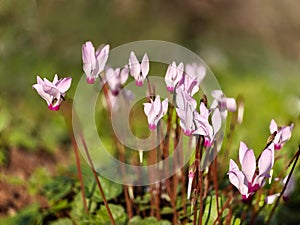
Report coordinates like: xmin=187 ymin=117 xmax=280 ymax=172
xmin=0 ymin=147 xmax=72 ymax=217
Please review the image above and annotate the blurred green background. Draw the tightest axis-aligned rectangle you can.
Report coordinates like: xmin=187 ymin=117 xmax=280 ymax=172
xmin=1 ymin=0 xmax=300 ymax=152
xmin=0 ymin=0 xmax=300 ymax=222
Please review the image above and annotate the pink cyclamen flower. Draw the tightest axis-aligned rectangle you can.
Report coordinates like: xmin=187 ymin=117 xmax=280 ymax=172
xmin=175 ymin=86 xmax=198 ymax=135
xmin=282 ymin=174 xmax=295 ymax=201
xmin=32 ymin=75 xmax=72 ymax=111
xmin=164 ymin=61 xmax=184 ymax=92
xmin=269 ymin=119 xmax=294 ymax=150
xmin=177 ymin=63 xmax=205 ymax=96
xmin=105 ymin=66 xmax=129 ymax=96
xmin=82 ymin=41 xmax=110 ymax=84
xmin=185 ymin=63 xmax=206 ymax=88
xmin=228 ymin=142 xmax=274 ymax=200
xmin=143 ymin=95 xmax=168 ymax=130
xmin=194 ymin=103 xmax=222 ymax=147
xmin=129 ymin=51 xmax=149 ymax=87
xmin=265 ymin=174 xmax=296 ymax=204
xmin=178 ymin=73 xmax=199 ymax=97
xmin=211 ymin=90 xmax=237 ymax=120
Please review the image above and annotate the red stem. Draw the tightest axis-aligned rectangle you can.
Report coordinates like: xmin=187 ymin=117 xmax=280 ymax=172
xmin=265 ymin=146 xmax=300 ymax=225
xmin=71 ymin=137 xmax=88 ymax=213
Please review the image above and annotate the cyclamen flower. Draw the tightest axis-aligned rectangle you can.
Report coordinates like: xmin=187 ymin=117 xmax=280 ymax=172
xmin=178 ymin=73 xmax=199 ymax=97
xmin=265 ymin=174 xmax=296 ymax=204
xmin=194 ymin=103 xmax=222 ymax=147
xmin=177 ymin=63 xmax=205 ymax=96
xmin=164 ymin=61 xmax=184 ymax=92
xmin=32 ymin=74 xmax=72 ymax=111
xmin=269 ymin=119 xmax=294 ymax=150
xmin=143 ymin=95 xmax=168 ymax=130
xmin=185 ymin=63 xmax=206 ymax=85
xmin=228 ymin=142 xmax=274 ymax=200
xmin=129 ymin=51 xmax=149 ymax=87
xmin=82 ymin=41 xmax=110 ymax=84
xmin=211 ymin=90 xmax=237 ymax=120
xmin=105 ymin=66 xmax=129 ymax=95
xmin=175 ymin=86 xmax=197 ymax=135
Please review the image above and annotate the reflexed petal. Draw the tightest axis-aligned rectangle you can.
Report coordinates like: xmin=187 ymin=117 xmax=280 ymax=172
xmin=36 ymin=76 xmax=44 ymax=84
xmin=177 ymin=62 xmax=184 ymax=78
xmin=281 ymin=124 xmax=293 ymax=142
xmin=53 ymin=74 xmax=59 ymax=84
xmin=283 ymin=174 xmax=295 ymax=198
xmin=120 ymin=65 xmax=129 ymax=85
xmin=153 ymin=95 xmax=162 ymax=116
xmin=143 ymin=102 xmax=152 ymax=116
xmin=141 ymin=53 xmax=149 ymax=78
xmin=265 ymin=194 xmax=280 ymax=204
xmin=242 ymin=149 xmax=256 ymax=183
xmin=56 ymin=77 xmax=72 ymax=93
xmin=228 ymin=170 xmax=248 ymax=196
xmin=199 ymin=102 xmax=209 ymax=119
xmin=258 ymin=144 xmax=274 ymax=176
xmin=239 ymin=141 xmax=248 ymax=166
xmin=211 ymin=90 xmax=223 ymax=100
xmin=32 ymin=83 xmax=51 ymax=105
xmin=106 ymin=68 xmax=118 ymax=91
xmin=269 ymin=119 xmax=278 ymax=134
xmin=96 ymin=44 xmax=110 ymax=73
xmin=197 ymin=65 xmax=206 ymax=82
xmin=161 ymin=98 xmax=168 ymax=115
xmin=226 ymin=98 xmax=237 ymax=111
xmin=82 ymin=41 xmax=96 ymax=65
xmin=229 ymin=159 xmax=239 ymax=171
xmin=212 ymin=108 xmax=222 ymax=134
xmin=129 ymin=51 xmax=140 ymax=78
xmin=43 ymin=85 xmax=61 ymax=99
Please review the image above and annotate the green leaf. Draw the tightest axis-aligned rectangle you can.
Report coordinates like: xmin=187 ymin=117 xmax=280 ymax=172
xmin=95 ymin=204 xmax=127 ymax=225
xmin=42 ymin=176 xmax=74 ymax=202
xmin=84 ymin=173 xmax=122 ymax=203
xmin=49 ymin=218 xmax=73 ymax=225
xmin=0 ymin=204 xmax=42 ymax=225
xmin=128 ymin=216 xmax=171 ymax=225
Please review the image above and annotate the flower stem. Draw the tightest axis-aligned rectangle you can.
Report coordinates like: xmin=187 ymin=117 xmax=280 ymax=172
xmin=80 ymin=133 xmax=116 ymax=225
xmin=265 ymin=146 xmax=300 ymax=225
xmin=65 ymin=97 xmax=116 ymax=225
xmin=71 ymin=136 xmax=88 ymax=213
xmin=61 ymin=100 xmax=88 ymax=213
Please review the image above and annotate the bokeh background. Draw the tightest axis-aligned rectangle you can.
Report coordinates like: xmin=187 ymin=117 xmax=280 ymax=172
xmin=0 ymin=0 xmax=300 ymax=223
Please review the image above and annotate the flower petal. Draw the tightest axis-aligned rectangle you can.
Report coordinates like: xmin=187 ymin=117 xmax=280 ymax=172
xmin=129 ymin=51 xmax=140 ymax=78
xmin=242 ymin=149 xmax=256 ymax=183
xmin=141 ymin=53 xmax=149 ymax=78
xmin=239 ymin=141 xmax=248 ymax=166
xmin=269 ymin=119 xmax=278 ymax=134
xmin=96 ymin=44 xmax=110 ymax=73
xmin=212 ymin=108 xmax=222 ymax=134
xmin=56 ymin=77 xmax=72 ymax=93
xmin=258 ymin=143 xmax=274 ymax=176
xmin=226 ymin=97 xmax=237 ymax=112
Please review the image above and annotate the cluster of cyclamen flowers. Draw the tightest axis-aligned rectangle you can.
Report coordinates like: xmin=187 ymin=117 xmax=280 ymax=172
xmin=33 ymin=41 xmax=236 ymax=139
xmin=228 ymin=119 xmax=294 ymax=201
xmin=32 ymin=41 xmax=295 ymax=204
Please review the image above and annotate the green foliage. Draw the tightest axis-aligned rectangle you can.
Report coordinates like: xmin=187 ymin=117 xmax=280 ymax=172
xmin=96 ymin=204 xmax=127 ymax=225
xmin=49 ymin=218 xmax=73 ymax=225
xmin=128 ymin=216 xmax=171 ymax=225
xmin=0 ymin=204 xmax=42 ymax=225
xmin=42 ymin=176 xmax=74 ymax=202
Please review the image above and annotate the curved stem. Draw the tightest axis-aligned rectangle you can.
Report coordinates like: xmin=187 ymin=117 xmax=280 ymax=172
xmin=265 ymin=146 xmax=300 ymax=225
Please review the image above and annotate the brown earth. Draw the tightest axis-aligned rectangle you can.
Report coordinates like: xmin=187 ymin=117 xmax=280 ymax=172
xmin=0 ymin=147 xmax=72 ymax=217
